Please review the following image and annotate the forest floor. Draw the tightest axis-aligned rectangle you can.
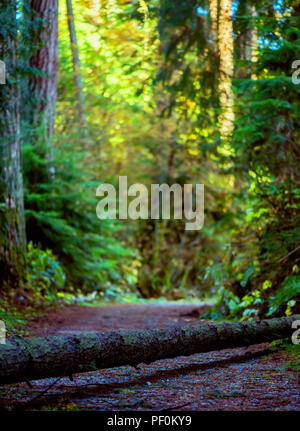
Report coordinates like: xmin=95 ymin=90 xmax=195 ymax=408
xmin=0 ymin=303 xmax=299 ymax=411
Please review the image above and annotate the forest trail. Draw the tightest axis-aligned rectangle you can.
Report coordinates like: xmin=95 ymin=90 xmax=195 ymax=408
xmin=28 ymin=303 xmax=211 ymax=336
xmin=1 ymin=303 xmax=299 ymax=411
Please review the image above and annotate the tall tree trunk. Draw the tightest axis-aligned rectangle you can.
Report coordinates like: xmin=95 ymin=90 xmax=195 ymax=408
xmin=28 ymin=0 xmax=59 ymax=181
xmin=0 ymin=315 xmax=298 ymax=385
xmin=0 ymin=1 xmax=27 ymax=288
xmin=249 ymin=6 xmax=258 ymax=80
xmin=138 ymin=0 xmax=150 ymax=57
xmin=238 ymin=4 xmax=258 ymax=79
xmin=218 ymin=0 xmax=234 ymax=140
xmin=208 ymin=0 xmax=218 ymax=51
xmin=66 ymin=0 xmax=87 ymax=128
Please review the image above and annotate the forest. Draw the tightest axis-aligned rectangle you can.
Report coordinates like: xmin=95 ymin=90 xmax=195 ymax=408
xmin=0 ymin=0 xmax=299 ymax=413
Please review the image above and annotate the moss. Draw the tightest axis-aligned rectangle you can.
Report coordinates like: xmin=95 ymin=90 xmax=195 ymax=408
xmin=1 ymin=315 xmax=299 ymax=385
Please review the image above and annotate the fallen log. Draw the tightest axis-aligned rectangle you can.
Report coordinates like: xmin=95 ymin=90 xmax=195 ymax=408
xmin=0 ymin=315 xmax=299 ymax=385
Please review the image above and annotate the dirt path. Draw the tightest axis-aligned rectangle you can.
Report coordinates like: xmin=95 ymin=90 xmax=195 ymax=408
xmin=28 ymin=303 xmax=211 ymax=335
xmin=0 ymin=303 xmax=299 ymax=411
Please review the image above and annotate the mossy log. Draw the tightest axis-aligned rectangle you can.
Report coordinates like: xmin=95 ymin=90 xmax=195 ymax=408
xmin=0 ymin=315 xmax=299 ymax=385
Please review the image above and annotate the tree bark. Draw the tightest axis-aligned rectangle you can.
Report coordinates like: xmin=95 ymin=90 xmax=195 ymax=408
xmin=0 ymin=315 xmax=299 ymax=385
xmin=218 ymin=0 xmax=234 ymax=140
xmin=0 ymin=1 xmax=27 ymax=288
xmin=208 ymin=0 xmax=218 ymax=51
xmin=66 ymin=0 xmax=87 ymax=128
xmin=238 ymin=4 xmax=258 ymax=79
xmin=249 ymin=6 xmax=258 ymax=80
xmin=27 ymin=0 xmax=59 ymax=181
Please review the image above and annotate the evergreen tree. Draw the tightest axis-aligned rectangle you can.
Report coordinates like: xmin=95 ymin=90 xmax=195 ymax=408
xmin=0 ymin=0 xmax=26 ymax=289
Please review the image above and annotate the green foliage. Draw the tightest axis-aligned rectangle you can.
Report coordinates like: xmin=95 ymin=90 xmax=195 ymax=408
xmin=22 ymin=136 xmax=136 ymax=293
xmin=206 ymin=274 xmax=299 ymax=321
xmin=0 ymin=306 xmax=26 ymax=336
xmin=25 ymin=242 xmax=66 ymax=302
xmin=1 ymin=0 xmax=300 ymax=316
xmin=267 ymin=276 xmax=300 ymax=317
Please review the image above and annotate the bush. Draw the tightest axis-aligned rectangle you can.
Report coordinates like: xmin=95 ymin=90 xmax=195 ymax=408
xmin=25 ymin=242 xmax=66 ymax=303
xmin=267 ymin=276 xmax=300 ymax=317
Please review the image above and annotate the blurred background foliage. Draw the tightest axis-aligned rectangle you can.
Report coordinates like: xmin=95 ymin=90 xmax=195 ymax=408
xmin=0 ymin=0 xmax=299 ymax=320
